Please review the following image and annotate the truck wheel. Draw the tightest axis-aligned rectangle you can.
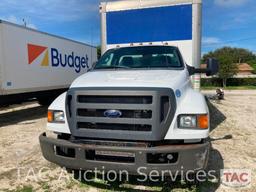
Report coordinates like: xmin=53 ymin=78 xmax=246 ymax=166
xmin=66 ymin=169 xmax=83 ymax=180
xmin=37 ymin=97 xmax=54 ymax=106
xmin=72 ymin=169 xmax=82 ymax=180
xmin=186 ymin=172 xmax=201 ymax=186
xmin=71 ymin=170 xmax=94 ymax=182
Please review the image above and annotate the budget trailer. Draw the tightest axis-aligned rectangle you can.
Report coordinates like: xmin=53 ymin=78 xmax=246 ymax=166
xmin=0 ymin=20 xmax=97 ymax=105
xmin=39 ymin=0 xmax=219 ymax=178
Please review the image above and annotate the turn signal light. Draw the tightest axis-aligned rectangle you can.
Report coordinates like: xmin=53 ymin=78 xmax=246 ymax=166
xmin=48 ymin=111 xmax=53 ymax=122
xmin=198 ymin=115 xmax=208 ymax=129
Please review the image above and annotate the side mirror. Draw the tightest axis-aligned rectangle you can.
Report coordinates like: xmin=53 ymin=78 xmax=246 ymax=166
xmin=187 ymin=58 xmax=219 ymax=76
xmin=206 ymin=58 xmax=219 ymax=76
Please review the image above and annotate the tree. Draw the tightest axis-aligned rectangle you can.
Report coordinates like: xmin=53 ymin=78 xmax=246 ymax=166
xmin=203 ymin=47 xmax=256 ymax=64
xmin=97 ymin=45 xmax=101 ymax=59
xmin=203 ymin=47 xmax=243 ymax=87
xmin=218 ymin=55 xmax=238 ymax=87
xmin=247 ymin=59 xmax=256 ymax=74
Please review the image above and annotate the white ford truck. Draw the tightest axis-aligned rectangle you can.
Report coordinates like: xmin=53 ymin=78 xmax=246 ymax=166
xmin=40 ymin=0 xmax=218 ymax=175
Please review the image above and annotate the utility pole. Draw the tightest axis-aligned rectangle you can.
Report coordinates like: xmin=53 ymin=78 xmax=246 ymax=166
xmin=22 ymin=19 xmax=27 ymax=27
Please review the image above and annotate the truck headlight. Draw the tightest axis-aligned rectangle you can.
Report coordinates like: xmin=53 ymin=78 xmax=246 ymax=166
xmin=48 ymin=110 xmax=65 ymax=123
xmin=178 ymin=114 xmax=208 ymax=129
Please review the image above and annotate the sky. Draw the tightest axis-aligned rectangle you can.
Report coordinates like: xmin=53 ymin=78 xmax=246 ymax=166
xmin=0 ymin=0 xmax=255 ymax=55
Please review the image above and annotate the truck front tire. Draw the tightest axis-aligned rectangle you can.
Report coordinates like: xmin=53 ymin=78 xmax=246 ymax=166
xmin=37 ymin=96 xmax=57 ymax=106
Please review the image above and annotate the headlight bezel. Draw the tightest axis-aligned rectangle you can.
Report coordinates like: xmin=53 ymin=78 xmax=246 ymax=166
xmin=48 ymin=110 xmax=65 ymax=123
xmin=178 ymin=114 xmax=208 ymax=129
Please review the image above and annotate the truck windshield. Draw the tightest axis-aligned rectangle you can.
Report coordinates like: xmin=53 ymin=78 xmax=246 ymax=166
xmin=94 ymin=46 xmax=184 ymax=70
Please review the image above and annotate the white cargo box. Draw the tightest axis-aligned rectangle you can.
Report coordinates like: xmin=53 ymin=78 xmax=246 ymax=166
xmin=100 ymin=0 xmax=202 ymax=89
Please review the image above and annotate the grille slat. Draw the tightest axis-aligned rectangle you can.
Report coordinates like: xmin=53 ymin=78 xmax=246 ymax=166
xmin=78 ymin=95 xmax=152 ymax=104
xmin=76 ymin=117 xmax=152 ymax=125
xmin=75 ymin=103 xmax=153 ymax=110
xmin=77 ymin=109 xmax=152 ymax=119
xmin=78 ymin=122 xmax=152 ymax=132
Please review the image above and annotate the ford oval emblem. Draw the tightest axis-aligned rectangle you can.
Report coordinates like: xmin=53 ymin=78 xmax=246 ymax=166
xmin=175 ymin=89 xmax=182 ymax=98
xmin=104 ymin=110 xmax=122 ymax=118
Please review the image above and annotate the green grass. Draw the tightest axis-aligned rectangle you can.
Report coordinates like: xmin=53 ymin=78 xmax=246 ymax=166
xmin=201 ymin=85 xmax=256 ymax=90
xmin=12 ymin=186 xmax=33 ymax=192
xmin=41 ymin=182 xmax=50 ymax=192
xmin=73 ymin=176 xmax=218 ymax=192
xmin=3 ymin=178 xmax=218 ymax=192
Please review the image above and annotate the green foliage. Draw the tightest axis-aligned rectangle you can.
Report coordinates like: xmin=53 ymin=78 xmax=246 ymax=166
xmin=202 ymin=86 xmax=256 ymax=90
xmin=97 ymin=45 xmax=101 ymax=59
xmin=10 ymin=186 xmax=33 ymax=192
xmin=218 ymin=54 xmax=238 ymax=79
xmin=247 ymin=59 xmax=256 ymax=73
xmin=203 ymin=47 xmax=256 ymax=64
xmin=202 ymin=47 xmax=256 ymax=87
xmin=201 ymin=78 xmax=256 ymax=87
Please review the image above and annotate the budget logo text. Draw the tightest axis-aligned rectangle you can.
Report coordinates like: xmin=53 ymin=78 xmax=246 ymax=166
xmin=27 ymin=43 xmax=89 ymax=73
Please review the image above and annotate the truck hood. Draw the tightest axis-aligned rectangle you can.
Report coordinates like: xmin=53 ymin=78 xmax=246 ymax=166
xmin=70 ymin=70 xmax=188 ymax=89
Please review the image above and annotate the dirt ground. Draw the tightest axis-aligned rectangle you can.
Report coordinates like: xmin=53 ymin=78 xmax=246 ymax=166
xmin=0 ymin=90 xmax=255 ymax=192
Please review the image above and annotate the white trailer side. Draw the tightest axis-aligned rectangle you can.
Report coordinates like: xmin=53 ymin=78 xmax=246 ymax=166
xmin=0 ymin=20 xmax=97 ymax=104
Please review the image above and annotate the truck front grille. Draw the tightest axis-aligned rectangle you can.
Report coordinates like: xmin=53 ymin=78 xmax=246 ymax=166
xmin=66 ymin=87 xmax=176 ymax=141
